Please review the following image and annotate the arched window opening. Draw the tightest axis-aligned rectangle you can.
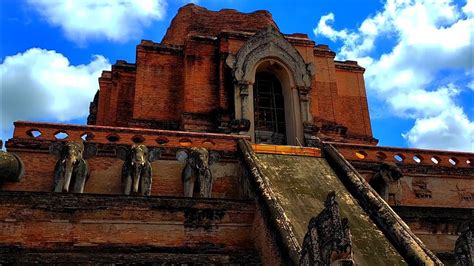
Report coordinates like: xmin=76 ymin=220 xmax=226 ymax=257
xmin=254 ymin=72 xmax=286 ymax=145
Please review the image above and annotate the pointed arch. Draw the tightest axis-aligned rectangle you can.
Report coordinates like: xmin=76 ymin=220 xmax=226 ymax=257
xmin=226 ymin=26 xmax=314 ymax=145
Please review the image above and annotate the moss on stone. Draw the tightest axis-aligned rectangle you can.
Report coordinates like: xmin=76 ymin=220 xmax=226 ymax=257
xmin=255 ymin=154 xmax=406 ymax=265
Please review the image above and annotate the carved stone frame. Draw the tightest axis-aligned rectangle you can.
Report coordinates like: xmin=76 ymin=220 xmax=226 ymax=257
xmin=226 ymin=26 xmax=314 ymax=145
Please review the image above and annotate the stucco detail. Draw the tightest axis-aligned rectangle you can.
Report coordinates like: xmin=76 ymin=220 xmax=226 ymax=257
xmin=227 ymin=26 xmax=313 ymax=89
xmin=227 ymin=26 xmax=314 ymax=144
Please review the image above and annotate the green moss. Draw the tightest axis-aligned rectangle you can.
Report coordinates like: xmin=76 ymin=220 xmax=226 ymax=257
xmin=256 ymin=154 xmax=406 ymax=265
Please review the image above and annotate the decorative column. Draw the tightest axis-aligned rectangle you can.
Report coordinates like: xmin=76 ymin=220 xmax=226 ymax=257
xmin=298 ymin=86 xmax=311 ymax=123
xmin=238 ymin=81 xmax=250 ymax=118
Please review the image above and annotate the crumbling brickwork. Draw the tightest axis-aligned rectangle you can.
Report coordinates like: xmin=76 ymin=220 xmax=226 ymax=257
xmin=92 ymin=4 xmax=376 ymax=144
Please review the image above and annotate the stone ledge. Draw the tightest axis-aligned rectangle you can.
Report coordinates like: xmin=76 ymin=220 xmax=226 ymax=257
xmin=0 ymin=245 xmax=261 ymax=264
xmin=0 ymin=191 xmax=254 ymax=211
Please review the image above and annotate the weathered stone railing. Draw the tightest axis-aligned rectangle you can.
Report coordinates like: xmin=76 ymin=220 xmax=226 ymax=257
xmin=328 ymin=142 xmax=473 ymax=169
xmin=3 ymin=121 xmax=249 ymax=197
xmin=323 ymin=143 xmax=444 ymax=265
xmin=8 ymin=121 xmax=250 ymax=153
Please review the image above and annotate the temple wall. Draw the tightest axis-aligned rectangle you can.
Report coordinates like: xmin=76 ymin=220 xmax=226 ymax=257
xmin=96 ymin=71 xmax=112 ymax=125
xmin=332 ymin=142 xmax=474 ymax=208
xmin=330 ymin=142 xmax=473 ymax=257
xmin=93 ymin=32 xmax=376 ymax=143
xmin=183 ymin=38 xmax=219 ymax=115
xmin=114 ymin=64 xmax=137 ymax=127
xmin=334 ymin=68 xmax=372 ymax=137
xmin=1 ymin=152 xmax=243 ymax=199
xmin=251 ymin=204 xmax=284 ymax=266
xmin=311 ymin=53 xmax=337 ymax=122
xmin=133 ymin=43 xmax=184 ymax=122
xmin=0 ymin=192 xmax=258 ymax=264
xmin=3 ymin=122 xmax=248 ymax=199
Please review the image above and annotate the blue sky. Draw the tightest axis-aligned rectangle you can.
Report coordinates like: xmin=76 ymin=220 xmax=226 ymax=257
xmin=1 ymin=0 xmax=473 ymax=151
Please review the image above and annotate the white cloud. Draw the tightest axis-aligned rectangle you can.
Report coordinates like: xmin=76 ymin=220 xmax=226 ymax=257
xmin=0 ymin=48 xmax=110 ymax=142
xmin=314 ymin=0 xmax=474 ymax=152
xmin=27 ymin=0 xmax=167 ymax=44
xmin=403 ymin=107 xmax=474 ymax=152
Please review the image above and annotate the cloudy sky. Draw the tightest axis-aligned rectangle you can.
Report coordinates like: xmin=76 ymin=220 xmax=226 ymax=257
xmin=1 ymin=0 xmax=472 ymax=151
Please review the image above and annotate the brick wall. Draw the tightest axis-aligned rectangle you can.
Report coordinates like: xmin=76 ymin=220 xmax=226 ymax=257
xmin=133 ymin=43 xmax=184 ymax=123
xmin=161 ymin=4 xmax=277 ymax=45
xmin=0 ymin=192 xmax=258 ymax=264
xmin=4 ymin=122 xmax=250 ymax=199
xmin=92 ymin=4 xmax=376 ymax=144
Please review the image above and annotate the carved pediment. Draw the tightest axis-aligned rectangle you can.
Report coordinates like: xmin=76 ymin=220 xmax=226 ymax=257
xmin=227 ymin=26 xmax=313 ymax=88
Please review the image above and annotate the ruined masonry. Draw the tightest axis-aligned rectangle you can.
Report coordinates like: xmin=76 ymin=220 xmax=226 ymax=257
xmin=1 ymin=4 xmax=473 ymax=265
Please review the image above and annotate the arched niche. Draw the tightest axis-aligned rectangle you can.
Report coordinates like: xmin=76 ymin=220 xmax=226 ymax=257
xmin=226 ymin=26 xmax=314 ymax=145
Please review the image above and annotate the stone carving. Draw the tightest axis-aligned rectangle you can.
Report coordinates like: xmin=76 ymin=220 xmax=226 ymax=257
xmin=455 ymin=220 xmax=474 ymax=266
xmin=177 ymin=147 xmax=220 ymax=198
xmin=369 ymin=162 xmax=403 ymax=205
xmin=303 ymin=122 xmax=320 ymax=147
xmin=49 ymin=141 xmax=97 ymax=193
xmin=228 ymin=26 xmax=313 ymax=88
xmin=452 ymin=184 xmax=474 ymax=202
xmin=229 ymin=119 xmax=251 ymax=132
xmin=0 ymin=149 xmax=25 ymax=183
xmin=116 ymin=144 xmax=161 ymax=196
xmin=300 ymin=191 xmax=354 ymax=266
xmin=412 ymin=180 xmax=432 ymax=199
xmin=217 ymin=119 xmax=251 ymax=134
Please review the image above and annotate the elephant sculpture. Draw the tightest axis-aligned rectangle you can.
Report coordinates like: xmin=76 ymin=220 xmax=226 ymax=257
xmin=177 ymin=147 xmax=220 ymax=198
xmin=0 ymin=149 xmax=25 ymax=183
xmin=369 ymin=162 xmax=403 ymax=205
xmin=49 ymin=141 xmax=97 ymax=193
xmin=116 ymin=144 xmax=160 ymax=196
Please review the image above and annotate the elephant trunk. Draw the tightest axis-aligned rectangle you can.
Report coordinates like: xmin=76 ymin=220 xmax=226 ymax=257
xmin=62 ymin=158 xmax=76 ymax=192
xmin=131 ymin=161 xmax=145 ymax=194
xmin=196 ymin=161 xmax=207 ymax=173
xmin=132 ymin=170 xmax=141 ymax=194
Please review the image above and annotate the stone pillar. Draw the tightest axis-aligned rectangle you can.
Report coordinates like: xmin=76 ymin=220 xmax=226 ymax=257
xmin=236 ymin=81 xmax=254 ymax=142
xmin=291 ymin=87 xmax=303 ymax=145
xmin=298 ymin=87 xmax=312 ymax=123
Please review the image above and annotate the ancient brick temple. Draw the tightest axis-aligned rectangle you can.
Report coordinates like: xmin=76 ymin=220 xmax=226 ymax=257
xmin=1 ymin=4 xmax=473 ymax=265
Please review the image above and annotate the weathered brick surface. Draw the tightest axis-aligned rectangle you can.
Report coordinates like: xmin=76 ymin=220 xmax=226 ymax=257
xmin=0 ymin=192 xmax=257 ymax=263
xmin=334 ymin=69 xmax=372 ymax=137
xmin=392 ymin=206 xmax=472 ymax=255
xmin=4 ymin=122 xmax=248 ymax=198
xmin=252 ymin=204 xmax=283 ymax=265
xmin=11 ymin=121 xmax=248 ymax=152
xmin=162 ymin=4 xmax=278 ymax=45
xmin=91 ymin=4 xmax=376 ymax=143
xmin=1 ymin=151 xmax=243 ymax=199
xmin=183 ymin=39 xmax=218 ymax=115
xmin=332 ymin=142 xmax=474 ymax=209
xmin=133 ymin=46 xmax=184 ymax=123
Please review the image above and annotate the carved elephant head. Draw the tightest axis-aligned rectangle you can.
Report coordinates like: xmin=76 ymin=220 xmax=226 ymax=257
xmin=116 ymin=144 xmax=160 ymax=196
xmin=177 ymin=147 xmax=220 ymax=198
xmin=370 ymin=162 xmax=403 ymax=205
xmin=378 ymin=162 xmax=403 ymax=182
xmin=49 ymin=141 xmax=97 ymax=193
